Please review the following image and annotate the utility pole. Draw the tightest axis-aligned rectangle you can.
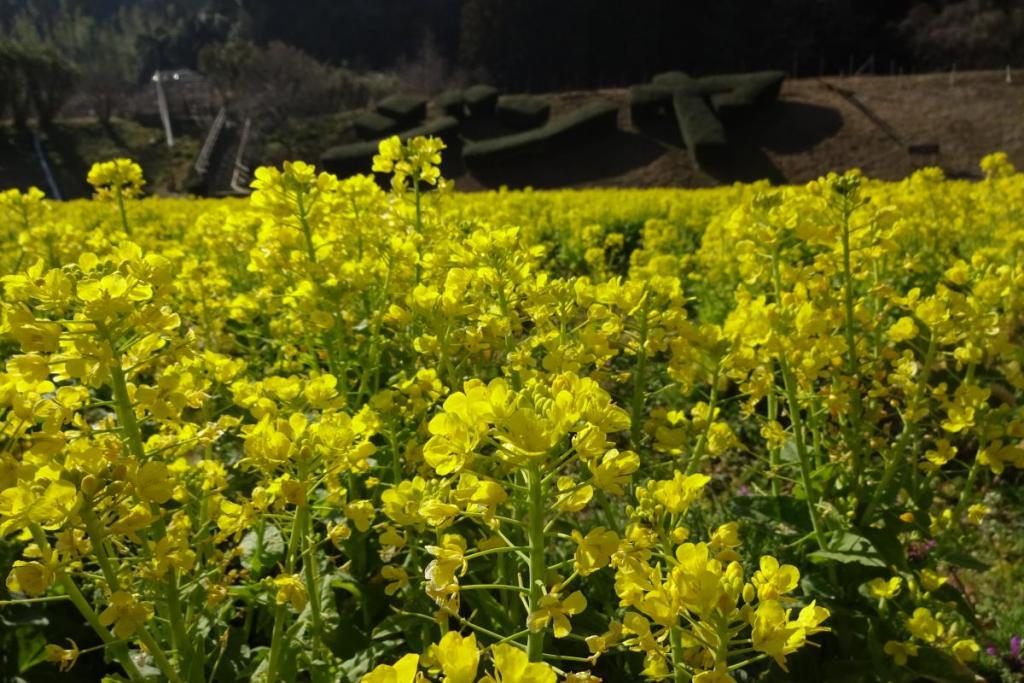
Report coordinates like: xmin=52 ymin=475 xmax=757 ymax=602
xmin=153 ymin=71 xmax=174 ymax=148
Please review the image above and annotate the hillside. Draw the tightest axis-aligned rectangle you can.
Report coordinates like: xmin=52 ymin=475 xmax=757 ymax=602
xmin=449 ymin=70 xmax=1024 ymax=190
xmin=1 ymin=70 xmax=1021 ymax=197
xmin=0 ymin=119 xmax=199 ymax=197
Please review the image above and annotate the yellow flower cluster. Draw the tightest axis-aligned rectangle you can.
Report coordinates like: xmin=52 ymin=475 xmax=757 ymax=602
xmin=86 ymin=158 xmax=146 ymax=200
xmin=1 ymin=141 xmax=1020 ymax=682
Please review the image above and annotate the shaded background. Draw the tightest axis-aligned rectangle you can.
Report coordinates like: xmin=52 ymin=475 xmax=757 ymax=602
xmin=1 ymin=0 xmax=1023 ymax=198
xmin=2 ymin=0 xmax=1024 ymax=93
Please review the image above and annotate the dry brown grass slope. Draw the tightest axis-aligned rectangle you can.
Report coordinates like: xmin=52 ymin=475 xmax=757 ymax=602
xmin=450 ymin=70 xmax=1024 ymax=190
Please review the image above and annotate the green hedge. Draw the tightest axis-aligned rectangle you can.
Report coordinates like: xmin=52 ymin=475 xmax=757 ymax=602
xmin=694 ymin=70 xmax=784 ymax=100
xmin=322 ymin=116 xmax=460 ymax=176
xmin=353 ymin=110 xmax=401 ymax=140
xmin=496 ymin=95 xmax=550 ymax=130
xmin=376 ymin=94 xmax=427 ymax=125
xmin=634 ymin=70 xmax=785 ymax=168
xmin=464 ymin=84 xmax=500 ymax=118
xmin=463 ymin=100 xmax=618 ymax=165
xmin=702 ymin=71 xmax=785 ymax=118
xmin=435 ymin=89 xmax=465 ymax=119
xmin=672 ymin=92 xmax=727 ymax=169
xmin=651 ymin=70 xmax=694 ymax=88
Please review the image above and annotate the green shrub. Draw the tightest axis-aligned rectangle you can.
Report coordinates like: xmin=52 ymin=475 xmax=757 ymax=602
xmin=647 ymin=70 xmax=784 ymax=108
xmin=651 ymin=70 xmax=694 ymax=88
xmin=322 ymin=116 xmax=459 ymax=176
xmin=376 ymin=94 xmax=427 ymax=125
xmin=695 ymin=70 xmax=784 ymax=101
xmin=464 ymin=84 xmax=500 ymax=118
xmin=496 ymin=94 xmax=550 ymax=130
xmin=702 ymin=71 xmax=785 ymax=119
xmin=672 ymin=92 xmax=727 ymax=169
xmin=463 ymin=100 xmax=618 ymax=165
xmin=0 ymin=40 xmax=77 ymax=126
xmin=353 ymin=110 xmax=401 ymax=140
xmin=435 ymin=89 xmax=465 ymax=119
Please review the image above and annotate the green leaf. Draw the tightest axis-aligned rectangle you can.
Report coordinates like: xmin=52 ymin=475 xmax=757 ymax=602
xmin=931 ymin=583 xmax=984 ymax=630
xmin=809 ymin=533 xmax=886 ymax=567
xmin=16 ymin=630 xmax=47 ymax=673
xmin=727 ymin=495 xmax=811 ymax=533
xmin=937 ymin=550 xmax=989 ymax=572
xmin=811 ymin=462 xmax=839 ymax=483
xmin=337 ymin=637 xmax=404 ymax=681
xmin=902 ymin=646 xmax=977 ymax=683
xmin=860 ymin=527 xmax=908 ymax=570
xmin=780 ymin=439 xmax=800 ymax=463
xmin=240 ymin=524 xmax=285 ymax=577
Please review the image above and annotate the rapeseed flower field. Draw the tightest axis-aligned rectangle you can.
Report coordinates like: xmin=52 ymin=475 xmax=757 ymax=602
xmin=1 ymin=138 xmax=1021 ymax=682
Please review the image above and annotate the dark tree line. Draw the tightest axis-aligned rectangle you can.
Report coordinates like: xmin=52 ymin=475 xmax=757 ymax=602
xmin=246 ymin=0 xmax=1024 ymax=89
xmin=0 ymin=40 xmax=76 ymax=126
xmin=1 ymin=0 xmax=1023 ymax=120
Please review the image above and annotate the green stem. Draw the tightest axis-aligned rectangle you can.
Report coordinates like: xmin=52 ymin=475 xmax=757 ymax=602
xmin=954 ymin=454 xmax=984 ymax=522
xmin=166 ymin=569 xmax=203 ymax=683
xmin=413 ymin=181 xmax=423 ymax=234
xmin=669 ymin=625 xmax=690 ymax=683
xmin=295 ymin=187 xmax=347 ymax=388
xmin=0 ymin=594 xmax=70 ymax=605
xmin=413 ymin=181 xmax=423 ymax=283
xmin=265 ymin=603 xmax=288 ymax=681
xmin=101 ymin=333 xmax=200 ymax=679
xmin=461 ymin=584 xmax=530 ymax=595
xmin=29 ymin=525 xmax=146 ymax=683
xmin=767 ymin=372 xmax=781 ymax=497
xmin=778 ymin=357 xmax=829 ymax=554
xmin=266 ymin=492 xmax=311 ymax=681
xmin=860 ymin=334 xmax=937 ymax=526
xmin=464 ymin=546 xmax=531 ymax=561
xmin=116 ymin=186 xmax=131 ymax=235
xmin=80 ymin=511 xmax=186 ymax=683
xmin=629 ymin=299 xmax=650 ymax=451
xmin=838 ymin=197 xmax=865 ymax=495
xmin=526 ymin=463 xmax=546 ymax=662
xmin=770 ymin=250 xmax=828 ymax=553
xmin=299 ymin=501 xmax=326 ymax=657
xmin=386 ymin=426 xmax=403 ymax=484
xmin=103 ymin=345 xmax=145 ymax=461
xmin=686 ymin=362 xmax=720 ymax=475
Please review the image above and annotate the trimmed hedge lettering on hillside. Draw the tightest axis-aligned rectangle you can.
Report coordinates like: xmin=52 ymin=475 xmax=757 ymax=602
xmin=322 ymin=116 xmax=460 ymax=176
xmin=464 ymin=84 xmax=500 ymax=118
xmin=353 ymin=111 xmax=401 ymax=141
xmin=633 ymin=69 xmax=785 ymax=171
xmin=496 ymin=95 xmax=550 ymax=130
xmin=436 ymin=89 xmax=466 ymax=119
xmin=376 ymin=94 xmax=428 ymax=126
xmin=463 ymin=100 xmax=617 ymax=165
xmin=672 ymin=92 xmax=727 ymax=169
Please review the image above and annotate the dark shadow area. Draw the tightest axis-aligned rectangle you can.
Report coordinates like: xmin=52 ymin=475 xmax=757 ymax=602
xmin=631 ymin=112 xmax=683 ymax=147
xmin=41 ymin=125 xmax=91 ymax=197
xmin=439 ymin=138 xmax=467 ymax=179
xmin=628 ymin=100 xmax=841 ymax=184
xmin=712 ymin=141 xmax=786 ymax=184
xmin=944 ymin=169 xmax=984 ymax=181
xmin=457 ymin=116 xmax=519 ymax=142
xmin=733 ymin=100 xmax=843 ymax=154
xmin=0 ymin=126 xmax=47 ymax=192
xmin=467 ymin=129 xmax=663 ymax=189
xmin=100 ymin=119 xmax=129 ymax=150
